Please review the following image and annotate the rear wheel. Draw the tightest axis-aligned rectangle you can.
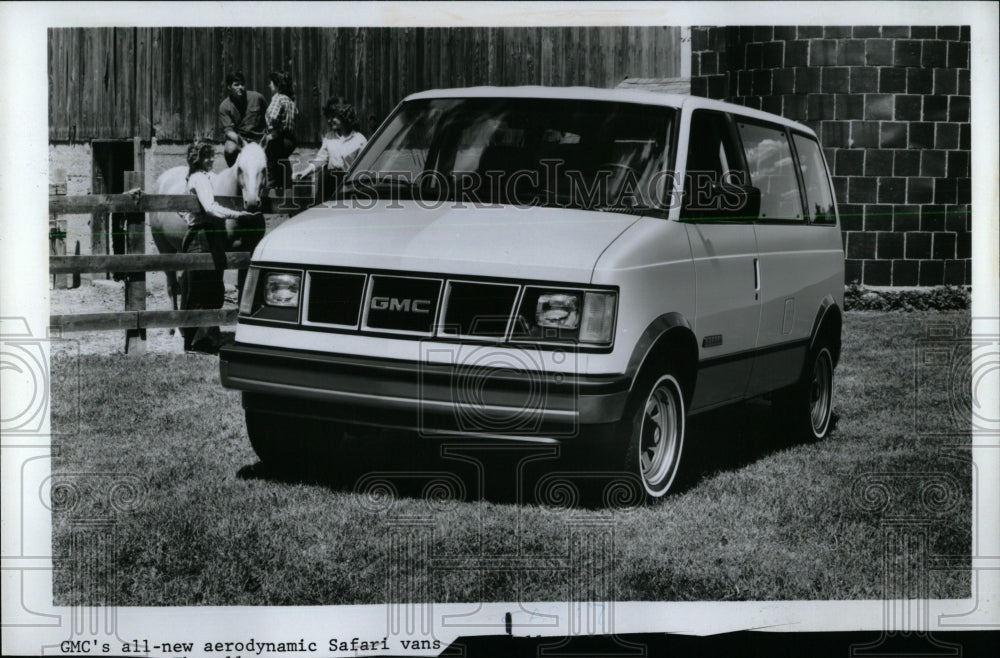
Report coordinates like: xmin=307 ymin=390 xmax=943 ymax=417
xmin=617 ymin=369 xmax=687 ymax=499
xmin=775 ymin=343 xmax=835 ymax=441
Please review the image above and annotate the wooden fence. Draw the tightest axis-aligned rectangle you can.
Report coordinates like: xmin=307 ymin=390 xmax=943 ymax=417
xmin=47 ymin=176 xmax=287 ymax=353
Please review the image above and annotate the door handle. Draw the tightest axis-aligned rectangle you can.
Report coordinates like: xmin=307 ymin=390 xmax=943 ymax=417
xmin=753 ymin=257 xmax=760 ymax=298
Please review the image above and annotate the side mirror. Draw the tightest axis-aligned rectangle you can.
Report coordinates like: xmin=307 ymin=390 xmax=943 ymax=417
xmin=723 ymin=183 xmax=760 ymax=220
xmin=680 ymin=182 xmax=761 ymax=221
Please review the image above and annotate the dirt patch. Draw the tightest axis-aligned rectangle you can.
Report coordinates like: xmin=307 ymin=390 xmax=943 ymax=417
xmin=50 ymin=272 xmax=239 ymax=355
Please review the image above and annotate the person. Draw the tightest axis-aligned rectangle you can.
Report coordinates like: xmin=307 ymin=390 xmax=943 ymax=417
xmin=292 ymin=100 xmax=368 ymax=198
xmin=180 ymin=141 xmax=254 ymax=353
xmin=218 ymin=71 xmax=267 ymax=167
xmin=262 ymin=71 xmax=298 ymax=193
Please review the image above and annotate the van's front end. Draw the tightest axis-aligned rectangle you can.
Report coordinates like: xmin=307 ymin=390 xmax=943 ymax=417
xmin=221 ymin=202 xmax=641 ymax=444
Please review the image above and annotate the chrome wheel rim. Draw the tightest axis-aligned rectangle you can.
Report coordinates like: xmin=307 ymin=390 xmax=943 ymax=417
xmin=809 ymin=348 xmax=833 ymax=436
xmin=639 ymin=377 xmax=683 ymax=492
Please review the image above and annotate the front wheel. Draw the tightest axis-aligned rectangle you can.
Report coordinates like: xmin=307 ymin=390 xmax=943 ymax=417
xmin=245 ymin=408 xmax=345 ymax=476
xmin=618 ymin=370 xmax=687 ymax=499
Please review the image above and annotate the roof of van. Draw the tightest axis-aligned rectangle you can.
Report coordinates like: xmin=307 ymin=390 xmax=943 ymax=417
xmin=404 ymin=86 xmax=817 ymax=137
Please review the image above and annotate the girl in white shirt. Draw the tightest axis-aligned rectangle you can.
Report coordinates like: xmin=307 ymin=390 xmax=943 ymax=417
xmin=293 ymin=101 xmax=368 ymax=199
xmin=180 ymin=142 xmax=253 ymax=353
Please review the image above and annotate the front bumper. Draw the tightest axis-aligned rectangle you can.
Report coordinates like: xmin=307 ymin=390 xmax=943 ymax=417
xmin=219 ymin=342 xmax=631 ymax=440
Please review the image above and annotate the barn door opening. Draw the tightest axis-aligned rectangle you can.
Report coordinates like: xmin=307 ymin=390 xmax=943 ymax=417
xmin=91 ymin=139 xmax=143 ymax=278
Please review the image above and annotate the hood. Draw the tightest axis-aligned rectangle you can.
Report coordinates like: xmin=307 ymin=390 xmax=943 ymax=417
xmin=255 ymin=201 xmax=641 ymax=282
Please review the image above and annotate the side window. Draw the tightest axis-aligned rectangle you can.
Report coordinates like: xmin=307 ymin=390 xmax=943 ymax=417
xmin=792 ymin=134 xmax=837 ymax=224
xmin=736 ymin=121 xmax=804 ymax=221
xmin=681 ymin=110 xmax=745 ymax=219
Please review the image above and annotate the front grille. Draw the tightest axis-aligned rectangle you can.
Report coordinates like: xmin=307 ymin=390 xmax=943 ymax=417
xmin=306 ymin=271 xmax=366 ymax=326
xmin=363 ymin=275 xmax=443 ymax=334
xmin=282 ymin=268 xmax=613 ymax=348
xmin=440 ymin=281 xmax=519 ymax=338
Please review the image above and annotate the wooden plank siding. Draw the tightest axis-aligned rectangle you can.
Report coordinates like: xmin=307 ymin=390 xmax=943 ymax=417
xmin=134 ymin=28 xmax=152 ymax=140
xmin=49 ymin=26 xmax=682 ymax=144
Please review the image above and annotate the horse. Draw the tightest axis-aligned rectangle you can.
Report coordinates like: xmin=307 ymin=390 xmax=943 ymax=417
xmin=149 ymin=141 xmax=268 ymax=312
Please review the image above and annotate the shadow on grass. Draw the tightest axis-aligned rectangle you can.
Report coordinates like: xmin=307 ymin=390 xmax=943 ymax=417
xmin=682 ymin=400 xmax=841 ymax=486
xmin=235 ymin=398 xmax=836 ymax=510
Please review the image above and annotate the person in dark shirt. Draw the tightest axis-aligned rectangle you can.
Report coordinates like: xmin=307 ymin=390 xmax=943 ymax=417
xmin=218 ymin=71 xmax=267 ymax=167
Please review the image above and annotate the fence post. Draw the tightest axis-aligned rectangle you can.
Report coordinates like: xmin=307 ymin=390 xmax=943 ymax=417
xmin=72 ymin=241 xmax=81 ymax=289
xmin=49 ymin=169 xmax=69 ymax=289
xmin=123 ymin=171 xmax=146 ymax=355
xmin=90 ymin=156 xmax=108 ymax=262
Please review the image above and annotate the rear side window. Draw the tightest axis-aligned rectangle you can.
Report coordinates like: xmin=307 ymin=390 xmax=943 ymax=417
xmin=792 ymin=134 xmax=837 ymax=224
xmin=736 ymin=121 xmax=803 ymax=221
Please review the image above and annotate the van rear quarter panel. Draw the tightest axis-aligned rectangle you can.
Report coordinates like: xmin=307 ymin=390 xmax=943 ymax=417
xmin=589 ymin=216 xmax=695 ymax=376
xmin=745 ymin=222 xmax=844 ymax=397
xmin=754 ymin=223 xmax=845 ymax=349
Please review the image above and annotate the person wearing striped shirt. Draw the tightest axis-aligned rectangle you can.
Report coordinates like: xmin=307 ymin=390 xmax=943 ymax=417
xmin=262 ymin=71 xmax=298 ymax=193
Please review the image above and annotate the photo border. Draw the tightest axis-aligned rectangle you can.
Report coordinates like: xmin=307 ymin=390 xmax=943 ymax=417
xmin=2 ymin=1 xmax=998 ymax=655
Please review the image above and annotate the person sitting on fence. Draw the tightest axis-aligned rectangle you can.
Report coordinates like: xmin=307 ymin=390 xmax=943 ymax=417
xmin=180 ymin=141 xmax=254 ymax=354
xmin=292 ymin=100 xmax=368 ymax=199
xmin=219 ymin=71 xmax=267 ymax=167
xmin=261 ymin=71 xmax=298 ymax=194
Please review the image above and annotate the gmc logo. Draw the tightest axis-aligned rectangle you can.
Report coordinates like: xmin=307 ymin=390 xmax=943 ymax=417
xmin=370 ymin=296 xmax=431 ymax=313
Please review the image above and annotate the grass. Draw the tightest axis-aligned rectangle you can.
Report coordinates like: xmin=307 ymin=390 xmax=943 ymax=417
xmin=50 ymin=311 xmax=972 ymax=605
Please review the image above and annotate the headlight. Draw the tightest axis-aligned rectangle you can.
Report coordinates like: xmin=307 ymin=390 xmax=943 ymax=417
xmin=264 ymin=272 xmax=301 ymax=307
xmin=536 ymin=293 xmax=580 ymax=329
xmin=515 ymin=287 xmax=616 ymax=345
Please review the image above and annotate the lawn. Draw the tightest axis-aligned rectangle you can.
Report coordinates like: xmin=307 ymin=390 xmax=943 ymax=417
xmin=50 ymin=310 xmax=972 ymax=605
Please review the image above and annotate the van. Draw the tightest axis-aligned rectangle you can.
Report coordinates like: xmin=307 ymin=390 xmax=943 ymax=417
xmin=219 ymin=87 xmax=844 ymax=499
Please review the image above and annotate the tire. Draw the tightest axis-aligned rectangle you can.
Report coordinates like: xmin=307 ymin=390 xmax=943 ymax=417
xmin=245 ymin=408 xmax=344 ymax=476
xmin=617 ymin=369 xmax=687 ymax=499
xmin=775 ymin=343 xmax=835 ymax=441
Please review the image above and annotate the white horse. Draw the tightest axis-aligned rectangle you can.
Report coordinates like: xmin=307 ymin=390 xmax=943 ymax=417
xmin=149 ymin=142 xmax=268 ymax=310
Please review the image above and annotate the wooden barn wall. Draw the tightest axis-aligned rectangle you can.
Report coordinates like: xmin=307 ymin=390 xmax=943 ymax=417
xmin=49 ymin=26 xmax=682 ymax=143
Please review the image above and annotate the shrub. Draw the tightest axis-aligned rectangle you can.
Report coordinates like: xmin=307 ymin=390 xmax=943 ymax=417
xmin=844 ymin=284 xmax=970 ymax=311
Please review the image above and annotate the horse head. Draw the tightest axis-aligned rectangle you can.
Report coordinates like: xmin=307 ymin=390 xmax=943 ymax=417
xmin=236 ymin=142 xmax=268 ymax=212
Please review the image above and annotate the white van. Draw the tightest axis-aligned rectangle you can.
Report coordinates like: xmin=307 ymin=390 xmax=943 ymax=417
xmin=220 ymin=87 xmax=844 ymax=498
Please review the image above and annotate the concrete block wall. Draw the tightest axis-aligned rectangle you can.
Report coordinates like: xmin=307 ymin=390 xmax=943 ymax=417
xmin=691 ymin=26 xmax=971 ymax=287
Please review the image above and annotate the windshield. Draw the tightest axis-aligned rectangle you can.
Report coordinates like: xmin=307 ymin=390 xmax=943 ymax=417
xmin=345 ymin=97 xmax=675 ymax=213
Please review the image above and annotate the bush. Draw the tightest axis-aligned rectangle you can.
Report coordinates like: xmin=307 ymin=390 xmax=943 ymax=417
xmin=844 ymin=283 xmax=970 ymax=311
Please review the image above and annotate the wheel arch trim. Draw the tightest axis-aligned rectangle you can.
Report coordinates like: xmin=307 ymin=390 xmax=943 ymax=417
xmin=807 ymin=295 xmax=843 ymax=367
xmin=624 ymin=312 xmax=698 ymax=402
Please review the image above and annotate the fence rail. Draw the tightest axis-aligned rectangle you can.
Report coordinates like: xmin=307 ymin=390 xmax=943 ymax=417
xmin=48 ymin=193 xmax=309 ymax=214
xmin=50 ymin=252 xmax=251 ymax=274
xmin=50 ymin=309 xmax=239 ymax=333
xmin=49 ymin=189 xmax=261 ymax=350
